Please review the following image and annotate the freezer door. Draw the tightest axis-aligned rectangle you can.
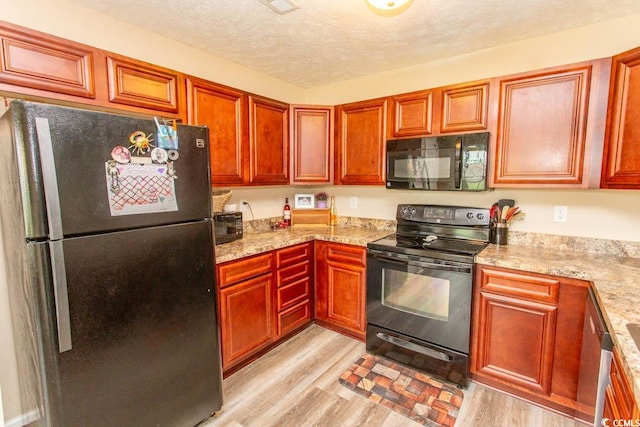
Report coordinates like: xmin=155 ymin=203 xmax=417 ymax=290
xmin=46 ymin=220 xmax=222 ymax=427
xmin=12 ymin=101 xmax=212 ymax=239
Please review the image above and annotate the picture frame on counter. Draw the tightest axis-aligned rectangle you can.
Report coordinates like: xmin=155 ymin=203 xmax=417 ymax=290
xmin=294 ymin=194 xmax=315 ymax=209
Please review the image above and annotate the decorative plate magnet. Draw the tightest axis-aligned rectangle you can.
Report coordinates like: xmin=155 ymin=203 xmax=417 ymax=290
xmin=111 ymin=145 xmax=131 ymax=163
xmin=128 ymin=130 xmax=155 ymax=155
xmin=151 ymin=147 xmax=168 ymax=164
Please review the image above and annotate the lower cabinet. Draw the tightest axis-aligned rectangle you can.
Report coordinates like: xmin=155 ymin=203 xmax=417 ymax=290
xmin=314 ymin=241 xmax=367 ymax=340
xmin=217 ymin=253 xmax=274 ymax=372
xmin=217 ymin=243 xmax=312 ymax=374
xmin=604 ymin=349 xmax=639 ymax=422
xmin=471 ymin=265 xmax=589 ymax=416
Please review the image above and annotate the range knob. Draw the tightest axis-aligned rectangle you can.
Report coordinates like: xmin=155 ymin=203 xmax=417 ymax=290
xmin=466 ymin=212 xmax=474 ymax=220
xmin=477 ymin=213 xmax=485 ymax=220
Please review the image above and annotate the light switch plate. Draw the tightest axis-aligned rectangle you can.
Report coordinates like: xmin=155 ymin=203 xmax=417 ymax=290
xmin=350 ymin=197 xmax=358 ymax=209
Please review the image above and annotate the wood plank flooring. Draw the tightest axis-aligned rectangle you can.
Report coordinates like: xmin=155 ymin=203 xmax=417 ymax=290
xmin=201 ymin=325 xmax=578 ymax=427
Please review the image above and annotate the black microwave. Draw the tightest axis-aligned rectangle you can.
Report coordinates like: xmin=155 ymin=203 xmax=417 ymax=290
xmin=386 ymin=132 xmax=489 ymax=191
xmin=213 ymin=211 xmax=243 ymax=245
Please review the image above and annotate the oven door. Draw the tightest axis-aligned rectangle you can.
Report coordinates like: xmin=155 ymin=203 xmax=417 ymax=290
xmin=366 ymin=249 xmax=473 ymax=354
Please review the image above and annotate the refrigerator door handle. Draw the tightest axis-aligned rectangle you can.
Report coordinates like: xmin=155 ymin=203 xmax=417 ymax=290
xmin=50 ymin=240 xmax=72 ymax=352
xmin=35 ymin=117 xmax=64 ymax=241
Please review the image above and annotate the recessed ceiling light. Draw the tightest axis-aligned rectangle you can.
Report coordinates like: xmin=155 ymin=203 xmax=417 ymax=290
xmin=259 ymin=0 xmax=300 ymax=15
xmin=365 ymin=0 xmax=414 ymax=17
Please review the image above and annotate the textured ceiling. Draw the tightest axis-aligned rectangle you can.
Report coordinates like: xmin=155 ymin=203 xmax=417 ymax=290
xmin=69 ymin=0 xmax=640 ymax=89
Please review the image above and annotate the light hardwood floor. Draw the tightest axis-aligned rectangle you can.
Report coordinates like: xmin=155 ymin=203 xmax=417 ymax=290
xmin=202 ymin=325 xmax=578 ymax=427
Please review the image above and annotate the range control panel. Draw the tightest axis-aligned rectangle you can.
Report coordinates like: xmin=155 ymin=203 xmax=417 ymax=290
xmin=396 ymin=204 xmax=490 ymax=226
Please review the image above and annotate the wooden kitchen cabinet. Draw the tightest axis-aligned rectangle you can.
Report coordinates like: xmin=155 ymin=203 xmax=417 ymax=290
xmin=217 ymin=253 xmax=275 ymax=372
xmin=390 ymin=89 xmax=433 ymax=137
xmin=248 ymin=95 xmax=289 ymax=185
xmin=601 ymin=46 xmax=640 ymax=189
xmin=275 ymin=243 xmax=313 ymax=337
xmin=106 ymin=55 xmax=180 ymax=113
xmin=604 ymin=349 xmax=639 ymax=421
xmin=439 ymin=80 xmax=490 ymax=133
xmin=186 ymin=78 xmax=248 ymax=185
xmin=471 ymin=265 xmax=589 ymax=416
xmin=492 ymin=60 xmax=610 ymax=187
xmin=290 ymin=105 xmax=334 ymax=184
xmin=334 ymin=98 xmax=387 ymax=185
xmin=314 ymin=241 xmax=367 ymax=339
xmin=0 ymin=22 xmax=95 ymax=99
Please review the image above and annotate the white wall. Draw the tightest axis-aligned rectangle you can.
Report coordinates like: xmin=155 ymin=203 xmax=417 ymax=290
xmin=2 ymin=0 xmax=640 ymax=423
xmin=225 ymin=186 xmax=640 ymax=242
xmin=304 ymin=13 xmax=640 ymax=105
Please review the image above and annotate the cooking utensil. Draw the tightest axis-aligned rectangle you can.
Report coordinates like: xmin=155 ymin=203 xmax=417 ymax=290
xmin=498 ymin=199 xmax=515 ymax=211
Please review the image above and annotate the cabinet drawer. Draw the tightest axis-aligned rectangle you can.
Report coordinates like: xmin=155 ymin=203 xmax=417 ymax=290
xmin=277 ymin=277 xmax=310 ymax=311
xmin=217 ymin=253 xmax=273 ymax=288
xmin=479 ymin=268 xmax=559 ymax=304
xmin=277 ymin=261 xmax=310 ymax=287
xmin=326 ymin=243 xmax=366 ymax=267
xmin=277 ymin=300 xmax=311 ymax=336
xmin=276 ymin=243 xmax=311 ymax=268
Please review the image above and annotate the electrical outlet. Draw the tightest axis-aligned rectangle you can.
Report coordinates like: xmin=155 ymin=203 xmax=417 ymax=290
xmin=239 ymin=200 xmax=248 ymax=212
xmin=350 ymin=196 xmax=358 ymax=209
xmin=553 ymin=205 xmax=568 ymax=222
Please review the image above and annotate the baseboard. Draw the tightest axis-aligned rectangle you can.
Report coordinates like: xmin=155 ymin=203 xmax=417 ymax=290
xmin=5 ymin=410 xmax=39 ymax=427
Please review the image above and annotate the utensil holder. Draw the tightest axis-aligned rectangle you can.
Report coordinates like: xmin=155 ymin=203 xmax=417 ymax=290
xmin=494 ymin=223 xmax=508 ymax=245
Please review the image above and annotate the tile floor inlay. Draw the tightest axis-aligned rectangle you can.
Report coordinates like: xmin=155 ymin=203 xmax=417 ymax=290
xmin=338 ymin=353 xmax=463 ymax=427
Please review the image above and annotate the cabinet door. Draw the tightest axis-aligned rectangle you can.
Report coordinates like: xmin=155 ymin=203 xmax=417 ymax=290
xmin=493 ymin=64 xmax=594 ymax=186
xmin=290 ymin=105 xmax=333 ymax=184
xmin=248 ymin=95 xmax=289 ymax=185
xmin=440 ymin=81 xmax=490 ymax=133
xmin=315 ymin=242 xmax=366 ymax=339
xmin=0 ymin=23 xmax=95 ymax=98
xmin=335 ymin=98 xmax=387 ymax=185
xmin=601 ymin=47 xmax=640 ymax=188
xmin=106 ymin=56 xmax=179 ymax=113
xmin=219 ymin=273 xmax=274 ymax=370
xmin=472 ymin=267 xmax=559 ymax=396
xmin=391 ymin=90 xmax=433 ymax=137
xmin=186 ymin=78 xmax=247 ymax=185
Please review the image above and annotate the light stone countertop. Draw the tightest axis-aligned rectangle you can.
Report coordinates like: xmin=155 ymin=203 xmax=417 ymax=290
xmin=214 ymin=225 xmax=640 ymax=409
xmin=477 ymin=244 xmax=640 ymax=409
xmin=214 ymin=225 xmax=391 ymax=264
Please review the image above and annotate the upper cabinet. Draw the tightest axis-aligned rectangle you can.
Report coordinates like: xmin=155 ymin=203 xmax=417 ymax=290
xmin=290 ymin=105 xmax=334 ymax=185
xmin=440 ymin=81 xmax=490 ymax=133
xmin=186 ymin=78 xmax=248 ymax=185
xmin=106 ymin=55 xmax=180 ymax=113
xmin=335 ymin=98 xmax=387 ymax=185
xmin=492 ymin=60 xmax=610 ymax=188
xmin=391 ymin=89 xmax=433 ymax=137
xmin=601 ymin=47 xmax=640 ymax=189
xmin=0 ymin=22 xmax=95 ymax=99
xmin=248 ymin=95 xmax=289 ymax=185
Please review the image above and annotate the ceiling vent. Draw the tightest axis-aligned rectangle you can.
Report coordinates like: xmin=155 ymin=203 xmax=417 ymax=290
xmin=259 ymin=0 xmax=300 ymax=15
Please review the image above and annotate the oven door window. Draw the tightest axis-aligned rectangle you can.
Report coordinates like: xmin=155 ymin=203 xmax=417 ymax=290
xmin=381 ymin=268 xmax=449 ymax=321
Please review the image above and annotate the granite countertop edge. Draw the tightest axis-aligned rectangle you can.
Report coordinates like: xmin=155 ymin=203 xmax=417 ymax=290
xmin=476 ymin=244 xmax=640 ymax=408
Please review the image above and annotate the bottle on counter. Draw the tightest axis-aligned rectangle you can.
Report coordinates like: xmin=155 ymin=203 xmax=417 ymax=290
xmin=329 ymin=196 xmax=338 ymax=226
xmin=283 ymin=197 xmax=291 ymax=226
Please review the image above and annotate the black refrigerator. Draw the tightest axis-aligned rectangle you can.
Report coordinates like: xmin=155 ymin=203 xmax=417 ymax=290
xmin=0 ymin=101 xmax=223 ymax=426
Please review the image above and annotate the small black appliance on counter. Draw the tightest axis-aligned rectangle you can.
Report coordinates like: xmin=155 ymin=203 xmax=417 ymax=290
xmin=213 ymin=211 xmax=243 ymax=244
